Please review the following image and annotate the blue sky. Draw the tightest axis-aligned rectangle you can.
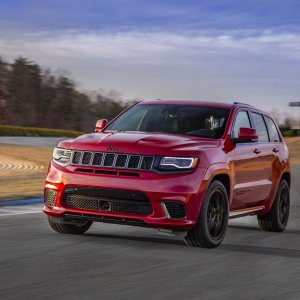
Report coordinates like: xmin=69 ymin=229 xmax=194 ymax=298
xmin=1 ymin=0 xmax=300 ymax=118
xmin=1 ymin=0 xmax=300 ymax=32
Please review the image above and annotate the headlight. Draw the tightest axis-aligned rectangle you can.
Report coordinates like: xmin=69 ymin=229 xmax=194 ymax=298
xmin=53 ymin=147 xmax=72 ymax=166
xmin=159 ymin=157 xmax=198 ymax=170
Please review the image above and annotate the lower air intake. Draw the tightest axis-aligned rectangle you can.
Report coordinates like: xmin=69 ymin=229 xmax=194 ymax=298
xmin=164 ymin=202 xmax=186 ymax=219
xmin=45 ymin=189 xmax=57 ymax=208
xmin=62 ymin=187 xmax=153 ymax=216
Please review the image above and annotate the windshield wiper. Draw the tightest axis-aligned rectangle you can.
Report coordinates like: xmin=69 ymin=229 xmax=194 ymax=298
xmin=105 ymin=130 xmax=127 ymax=133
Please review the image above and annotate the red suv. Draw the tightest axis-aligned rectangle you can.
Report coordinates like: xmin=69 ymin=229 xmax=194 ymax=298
xmin=43 ymin=100 xmax=291 ymax=248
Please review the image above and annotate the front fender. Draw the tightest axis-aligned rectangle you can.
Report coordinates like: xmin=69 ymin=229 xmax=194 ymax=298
xmin=202 ymin=163 xmax=233 ymax=206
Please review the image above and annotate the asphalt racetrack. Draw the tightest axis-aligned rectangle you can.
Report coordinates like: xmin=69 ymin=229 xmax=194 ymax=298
xmin=1 ymin=165 xmax=300 ymax=300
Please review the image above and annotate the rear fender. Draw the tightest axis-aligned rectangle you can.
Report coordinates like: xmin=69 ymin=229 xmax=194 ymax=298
xmin=261 ymin=167 xmax=291 ymax=215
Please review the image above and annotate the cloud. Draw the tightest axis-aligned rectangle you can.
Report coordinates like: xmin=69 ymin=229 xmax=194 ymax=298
xmin=2 ymin=30 xmax=300 ymax=61
xmin=1 ymin=30 xmax=300 ymax=113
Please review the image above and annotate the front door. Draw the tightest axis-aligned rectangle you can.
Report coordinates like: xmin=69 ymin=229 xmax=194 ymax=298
xmin=231 ymin=110 xmax=273 ymax=210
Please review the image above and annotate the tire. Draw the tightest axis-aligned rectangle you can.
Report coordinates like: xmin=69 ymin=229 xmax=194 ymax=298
xmin=47 ymin=216 xmax=93 ymax=234
xmin=258 ymin=179 xmax=290 ymax=232
xmin=185 ymin=180 xmax=229 ymax=248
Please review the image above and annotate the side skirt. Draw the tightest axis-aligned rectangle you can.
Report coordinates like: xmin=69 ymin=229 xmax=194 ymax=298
xmin=229 ymin=205 xmax=265 ymax=219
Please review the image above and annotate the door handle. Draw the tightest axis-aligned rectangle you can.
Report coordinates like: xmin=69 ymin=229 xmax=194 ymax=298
xmin=273 ymin=147 xmax=279 ymax=153
xmin=254 ymin=148 xmax=261 ymax=154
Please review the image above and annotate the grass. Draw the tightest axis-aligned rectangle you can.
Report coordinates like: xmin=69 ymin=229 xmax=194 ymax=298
xmin=285 ymin=137 xmax=300 ymax=164
xmin=0 ymin=144 xmax=52 ymax=201
xmin=0 ymin=125 xmax=83 ymax=137
xmin=0 ymin=138 xmax=299 ymax=201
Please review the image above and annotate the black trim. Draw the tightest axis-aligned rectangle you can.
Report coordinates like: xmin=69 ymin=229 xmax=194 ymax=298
xmin=231 ymin=109 xmax=254 ymax=144
xmin=248 ymin=111 xmax=270 ymax=143
xmin=64 ymin=213 xmax=147 ymax=227
xmin=263 ymin=115 xmax=283 ymax=143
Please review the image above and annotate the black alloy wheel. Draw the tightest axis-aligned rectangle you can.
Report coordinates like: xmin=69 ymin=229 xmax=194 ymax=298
xmin=185 ymin=180 xmax=229 ymax=248
xmin=258 ymin=179 xmax=290 ymax=232
xmin=207 ymin=189 xmax=227 ymax=240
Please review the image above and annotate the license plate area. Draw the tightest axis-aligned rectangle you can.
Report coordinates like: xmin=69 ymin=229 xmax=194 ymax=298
xmin=99 ymin=200 xmax=111 ymax=211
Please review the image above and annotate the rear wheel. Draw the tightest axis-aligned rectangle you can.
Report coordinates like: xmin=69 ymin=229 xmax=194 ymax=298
xmin=47 ymin=216 xmax=93 ymax=234
xmin=185 ymin=180 xmax=229 ymax=248
xmin=258 ymin=179 xmax=290 ymax=232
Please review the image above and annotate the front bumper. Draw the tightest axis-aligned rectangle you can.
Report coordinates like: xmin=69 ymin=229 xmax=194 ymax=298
xmin=43 ymin=161 xmax=209 ymax=229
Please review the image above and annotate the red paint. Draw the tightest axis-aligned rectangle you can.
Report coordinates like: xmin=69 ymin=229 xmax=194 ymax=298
xmin=238 ymin=127 xmax=258 ymax=142
xmin=43 ymin=100 xmax=290 ymax=229
xmin=95 ymin=119 xmax=108 ymax=132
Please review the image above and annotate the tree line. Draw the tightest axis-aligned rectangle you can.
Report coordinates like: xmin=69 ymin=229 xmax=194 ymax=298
xmin=0 ymin=56 xmax=136 ymax=132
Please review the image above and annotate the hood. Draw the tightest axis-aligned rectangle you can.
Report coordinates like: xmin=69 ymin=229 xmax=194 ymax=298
xmin=59 ymin=132 xmax=221 ymax=156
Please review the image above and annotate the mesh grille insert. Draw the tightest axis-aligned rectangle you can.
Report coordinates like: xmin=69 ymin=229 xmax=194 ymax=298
xmin=141 ymin=157 xmax=154 ymax=170
xmin=104 ymin=154 xmax=115 ymax=166
xmin=72 ymin=151 xmax=82 ymax=164
xmin=164 ymin=202 xmax=186 ymax=219
xmin=115 ymin=155 xmax=127 ymax=168
xmin=45 ymin=189 xmax=57 ymax=208
xmin=62 ymin=187 xmax=152 ymax=215
xmin=82 ymin=152 xmax=92 ymax=165
xmin=92 ymin=153 xmax=103 ymax=165
xmin=128 ymin=156 xmax=140 ymax=169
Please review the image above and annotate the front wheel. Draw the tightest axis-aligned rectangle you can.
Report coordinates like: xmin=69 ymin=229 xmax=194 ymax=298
xmin=258 ymin=179 xmax=290 ymax=232
xmin=47 ymin=216 xmax=93 ymax=234
xmin=185 ymin=180 xmax=229 ymax=248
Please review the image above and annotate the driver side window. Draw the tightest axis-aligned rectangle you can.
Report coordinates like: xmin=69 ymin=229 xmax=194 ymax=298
xmin=233 ymin=111 xmax=251 ymax=139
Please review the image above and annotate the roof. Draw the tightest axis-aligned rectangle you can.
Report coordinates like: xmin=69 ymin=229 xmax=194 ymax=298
xmin=139 ymin=99 xmax=234 ymax=109
xmin=136 ymin=99 xmax=272 ymax=118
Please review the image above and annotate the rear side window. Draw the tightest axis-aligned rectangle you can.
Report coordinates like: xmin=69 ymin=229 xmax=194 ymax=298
xmin=265 ymin=117 xmax=281 ymax=142
xmin=249 ymin=112 xmax=269 ymax=142
xmin=233 ymin=111 xmax=251 ymax=139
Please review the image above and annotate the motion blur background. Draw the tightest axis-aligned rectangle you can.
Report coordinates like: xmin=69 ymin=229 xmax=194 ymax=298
xmin=1 ymin=0 xmax=300 ymax=200
xmin=1 ymin=0 xmax=300 ymax=132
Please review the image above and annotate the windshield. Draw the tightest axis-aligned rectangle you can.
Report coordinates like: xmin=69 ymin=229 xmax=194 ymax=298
xmin=105 ymin=104 xmax=230 ymax=139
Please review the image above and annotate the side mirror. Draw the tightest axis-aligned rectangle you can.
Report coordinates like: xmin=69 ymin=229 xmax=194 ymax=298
xmin=95 ymin=119 xmax=108 ymax=132
xmin=237 ymin=127 xmax=258 ymax=143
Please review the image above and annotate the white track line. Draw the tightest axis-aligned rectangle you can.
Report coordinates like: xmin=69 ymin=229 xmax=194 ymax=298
xmin=0 ymin=156 xmax=44 ymax=173
xmin=0 ymin=205 xmax=42 ymax=217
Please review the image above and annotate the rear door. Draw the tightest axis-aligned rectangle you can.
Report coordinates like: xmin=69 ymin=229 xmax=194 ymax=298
xmin=264 ymin=116 xmax=285 ymax=190
xmin=232 ymin=110 xmax=273 ymax=210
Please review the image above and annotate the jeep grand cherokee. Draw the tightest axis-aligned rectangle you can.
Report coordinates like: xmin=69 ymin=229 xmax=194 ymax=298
xmin=43 ymin=100 xmax=291 ymax=248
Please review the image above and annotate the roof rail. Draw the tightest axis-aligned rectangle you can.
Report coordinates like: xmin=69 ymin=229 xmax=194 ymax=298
xmin=233 ymin=102 xmax=255 ymax=107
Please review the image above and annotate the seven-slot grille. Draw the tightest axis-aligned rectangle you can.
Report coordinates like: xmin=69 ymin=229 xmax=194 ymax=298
xmin=72 ymin=151 xmax=154 ymax=171
xmin=62 ymin=187 xmax=153 ymax=216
